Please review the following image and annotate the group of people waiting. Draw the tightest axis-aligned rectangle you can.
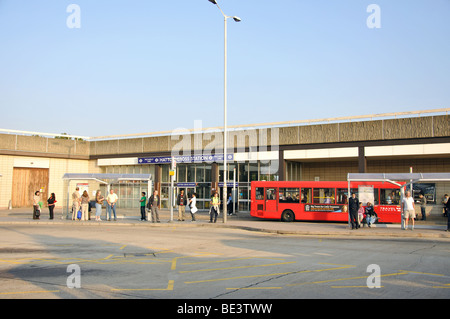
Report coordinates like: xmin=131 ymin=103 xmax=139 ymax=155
xmin=348 ymin=193 xmax=378 ymax=229
xmin=348 ymin=190 xmax=432 ymax=230
xmin=71 ymin=187 xmax=119 ymax=221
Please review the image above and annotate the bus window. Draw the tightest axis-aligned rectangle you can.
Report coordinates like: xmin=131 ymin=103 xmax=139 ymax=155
xmin=301 ymin=188 xmax=312 ymax=203
xmin=279 ymin=188 xmax=300 ymax=203
xmin=255 ymin=188 xmax=264 ymax=200
xmin=337 ymin=188 xmax=358 ymax=204
xmin=373 ymin=189 xmax=379 ymax=205
xmin=313 ymin=188 xmax=335 ymax=204
xmin=266 ymin=188 xmax=277 ymax=200
xmin=380 ymin=189 xmax=400 ymax=205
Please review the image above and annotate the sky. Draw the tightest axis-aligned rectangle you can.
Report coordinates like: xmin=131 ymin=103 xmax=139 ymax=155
xmin=0 ymin=0 xmax=449 ymax=138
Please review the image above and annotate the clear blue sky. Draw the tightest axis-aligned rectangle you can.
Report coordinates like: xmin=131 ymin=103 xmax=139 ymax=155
xmin=0 ymin=0 xmax=449 ymax=137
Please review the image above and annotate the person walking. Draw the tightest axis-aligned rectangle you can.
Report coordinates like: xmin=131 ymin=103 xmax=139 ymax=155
xmin=148 ymin=190 xmax=161 ymax=223
xmin=402 ymin=190 xmax=416 ymax=230
xmin=95 ymin=190 xmax=104 ymax=221
xmin=107 ymin=189 xmax=118 ymax=221
xmin=71 ymin=187 xmax=81 ymax=220
xmin=419 ymin=193 xmax=427 ymax=221
xmin=47 ymin=193 xmax=56 ymax=220
xmin=81 ymin=190 xmax=89 ymax=221
xmin=139 ymin=192 xmax=147 ymax=221
xmin=177 ymin=190 xmax=188 ymax=221
xmin=210 ymin=192 xmax=220 ymax=223
xmin=348 ymin=193 xmax=359 ymax=229
xmin=189 ymin=193 xmax=197 ymax=222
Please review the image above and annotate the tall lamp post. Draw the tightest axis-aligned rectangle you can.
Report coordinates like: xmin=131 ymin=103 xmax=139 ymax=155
xmin=208 ymin=0 xmax=241 ymax=223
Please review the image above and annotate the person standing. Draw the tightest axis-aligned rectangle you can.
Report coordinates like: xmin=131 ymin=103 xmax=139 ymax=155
xmin=47 ymin=193 xmax=56 ymax=220
xmin=210 ymin=192 xmax=220 ymax=223
xmin=419 ymin=193 xmax=427 ymax=221
xmin=402 ymin=190 xmax=416 ymax=230
xmin=95 ymin=190 xmax=104 ymax=221
xmin=189 ymin=193 xmax=197 ymax=222
xmin=357 ymin=202 xmax=365 ymax=227
xmin=107 ymin=189 xmax=118 ymax=221
xmin=148 ymin=190 xmax=160 ymax=223
xmin=177 ymin=190 xmax=187 ymax=221
xmin=446 ymin=197 xmax=450 ymax=232
xmin=140 ymin=192 xmax=147 ymax=221
xmin=81 ymin=190 xmax=90 ymax=221
xmin=71 ymin=187 xmax=81 ymax=220
xmin=348 ymin=193 xmax=359 ymax=229
xmin=33 ymin=190 xmax=41 ymax=220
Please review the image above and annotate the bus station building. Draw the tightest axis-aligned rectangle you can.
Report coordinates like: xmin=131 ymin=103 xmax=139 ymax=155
xmin=0 ymin=109 xmax=449 ymax=218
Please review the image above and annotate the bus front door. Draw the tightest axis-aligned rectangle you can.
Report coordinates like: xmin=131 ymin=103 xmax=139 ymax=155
xmin=265 ymin=188 xmax=278 ymax=214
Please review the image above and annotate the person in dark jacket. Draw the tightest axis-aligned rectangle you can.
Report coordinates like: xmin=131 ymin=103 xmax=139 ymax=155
xmin=177 ymin=190 xmax=188 ymax=221
xmin=47 ymin=193 xmax=56 ymax=220
xmin=348 ymin=193 xmax=359 ymax=229
xmin=148 ymin=190 xmax=161 ymax=223
xmin=365 ymin=202 xmax=378 ymax=227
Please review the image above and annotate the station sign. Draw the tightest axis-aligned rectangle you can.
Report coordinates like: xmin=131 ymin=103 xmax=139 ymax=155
xmin=138 ymin=154 xmax=233 ymax=164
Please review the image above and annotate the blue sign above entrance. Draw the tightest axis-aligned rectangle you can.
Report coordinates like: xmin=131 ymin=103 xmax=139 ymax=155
xmin=138 ymin=154 xmax=233 ymax=164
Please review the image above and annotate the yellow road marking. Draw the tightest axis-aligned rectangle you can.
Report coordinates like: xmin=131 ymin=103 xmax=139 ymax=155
xmin=288 ymin=272 xmax=408 ymax=286
xmin=331 ymin=286 xmax=384 ymax=288
xmin=226 ymin=287 xmax=282 ymax=290
xmin=179 ymin=261 xmax=296 ymax=274
xmin=111 ymin=280 xmax=174 ymax=291
xmin=0 ymin=290 xmax=60 ymax=295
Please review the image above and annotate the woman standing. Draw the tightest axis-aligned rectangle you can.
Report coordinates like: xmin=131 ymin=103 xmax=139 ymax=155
xmin=189 ymin=193 xmax=197 ymax=222
xmin=210 ymin=192 xmax=220 ymax=223
xmin=33 ymin=190 xmax=41 ymax=220
xmin=95 ymin=190 xmax=104 ymax=221
xmin=81 ymin=190 xmax=90 ymax=221
xmin=47 ymin=193 xmax=56 ymax=220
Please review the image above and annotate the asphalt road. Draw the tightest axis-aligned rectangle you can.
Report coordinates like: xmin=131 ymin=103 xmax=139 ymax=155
xmin=0 ymin=224 xmax=449 ymax=301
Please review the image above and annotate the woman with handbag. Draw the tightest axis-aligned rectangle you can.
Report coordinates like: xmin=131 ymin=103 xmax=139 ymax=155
xmin=47 ymin=193 xmax=56 ymax=220
xmin=189 ymin=193 xmax=197 ymax=222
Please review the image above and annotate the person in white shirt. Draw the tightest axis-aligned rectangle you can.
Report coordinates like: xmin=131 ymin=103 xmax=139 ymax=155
xmin=402 ymin=191 xmax=415 ymax=230
xmin=107 ymin=189 xmax=118 ymax=221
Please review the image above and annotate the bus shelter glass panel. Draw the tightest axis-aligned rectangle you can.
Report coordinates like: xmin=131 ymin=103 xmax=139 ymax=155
xmin=337 ymin=188 xmax=358 ymax=204
xmin=380 ymin=189 xmax=400 ymax=205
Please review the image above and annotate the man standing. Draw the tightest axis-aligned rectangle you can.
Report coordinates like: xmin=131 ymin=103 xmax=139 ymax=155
xmin=177 ymin=190 xmax=187 ymax=221
xmin=107 ymin=189 xmax=118 ymax=221
xmin=72 ymin=187 xmax=81 ymax=220
xmin=402 ymin=190 xmax=415 ymax=230
xmin=419 ymin=193 xmax=427 ymax=221
xmin=149 ymin=190 xmax=161 ymax=223
xmin=348 ymin=193 xmax=359 ymax=229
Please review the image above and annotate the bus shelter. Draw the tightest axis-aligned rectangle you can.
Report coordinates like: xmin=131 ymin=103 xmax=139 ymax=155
xmin=62 ymin=173 xmax=152 ymax=219
xmin=347 ymin=173 xmax=450 ymax=228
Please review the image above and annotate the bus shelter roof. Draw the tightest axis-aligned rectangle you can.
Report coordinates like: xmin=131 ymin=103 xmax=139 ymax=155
xmin=62 ymin=173 xmax=152 ymax=184
xmin=347 ymin=173 xmax=450 ymax=184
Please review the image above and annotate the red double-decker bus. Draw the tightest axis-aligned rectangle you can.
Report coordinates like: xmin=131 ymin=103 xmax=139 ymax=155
xmin=250 ymin=181 xmax=403 ymax=223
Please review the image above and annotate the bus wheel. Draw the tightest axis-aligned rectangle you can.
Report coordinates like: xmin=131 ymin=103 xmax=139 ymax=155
xmin=281 ymin=210 xmax=295 ymax=222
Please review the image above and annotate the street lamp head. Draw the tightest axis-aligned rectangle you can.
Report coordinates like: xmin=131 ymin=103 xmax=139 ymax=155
xmin=208 ymin=0 xmax=218 ymax=4
xmin=232 ymin=16 xmax=241 ymax=22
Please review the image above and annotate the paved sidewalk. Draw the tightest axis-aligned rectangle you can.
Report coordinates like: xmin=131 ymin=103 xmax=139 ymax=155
xmin=0 ymin=208 xmax=449 ymax=240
